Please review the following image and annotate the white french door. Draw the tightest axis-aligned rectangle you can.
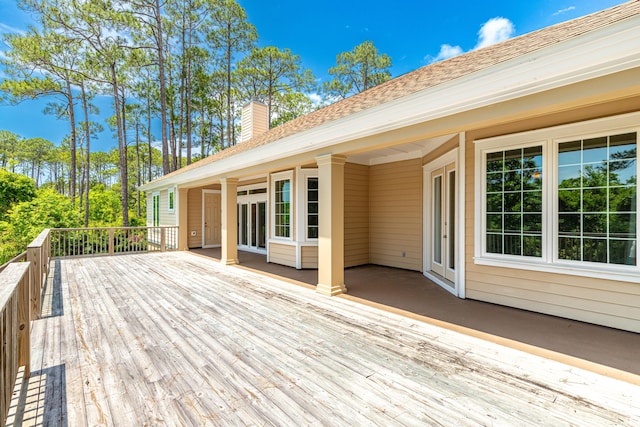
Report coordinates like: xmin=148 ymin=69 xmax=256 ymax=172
xmin=425 ymin=150 xmax=460 ymax=295
xmin=237 ymin=190 xmax=267 ymax=253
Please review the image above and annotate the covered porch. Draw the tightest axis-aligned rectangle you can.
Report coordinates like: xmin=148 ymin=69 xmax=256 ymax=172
xmin=6 ymin=251 xmax=639 ymax=425
xmin=191 ymin=247 xmax=640 ymax=376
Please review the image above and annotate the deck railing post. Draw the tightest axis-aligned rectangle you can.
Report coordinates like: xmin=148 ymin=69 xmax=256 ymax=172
xmin=26 ymin=246 xmax=41 ymax=320
xmin=161 ymin=227 xmax=166 ymax=252
xmin=109 ymin=228 xmax=115 ymax=256
xmin=18 ymin=263 xmax=31 ymax=378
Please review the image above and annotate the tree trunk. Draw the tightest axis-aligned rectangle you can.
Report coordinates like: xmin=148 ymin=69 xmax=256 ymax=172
xmin=111 ymin=63 xmax=129 ymax=227
xmin=66 ymin=78 xmax=77 ymax=207
xmin=226 ymin=23 xmax=232 ymax=148
xmin=81 ymin=81 xmax=91 ymax=228
xmin=155 ymin=0 xmax=170 ymax=175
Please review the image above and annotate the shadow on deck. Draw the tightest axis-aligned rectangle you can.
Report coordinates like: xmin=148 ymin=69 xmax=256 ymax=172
xmin=191 ymin=247 xmax=640 ymax=376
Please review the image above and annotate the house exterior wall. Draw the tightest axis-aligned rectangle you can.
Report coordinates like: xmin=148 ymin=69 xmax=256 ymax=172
xmin=301 ymin=245 xmax=318 ymax=269
xmin=369 ymin=158 xmax=423 ymax=271
xmin=187 ymin=189 xmax=203 ymax=248
xmin=269 ymin=242 xmax=297 ymax=267
xmin=344 ymin=162 xmax=369 ymax=267
xmin=465 ymin=102 xmax=640 ymax=332
xmin=146 ymin=189 xmax=176 ymax=227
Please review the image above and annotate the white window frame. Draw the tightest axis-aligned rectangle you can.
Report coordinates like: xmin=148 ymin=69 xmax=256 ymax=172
xmin=474 ymin=112 xmax=640 ymax=283
xmin=270 ymin=170 xmax=294 ymax=241
xmin=168 ymin=187 xmax=175 ymax=213
xmin=152 ymin=191 xmax=160 ymax=227
xmin=297 ymin=168 xmax=319 ymax=243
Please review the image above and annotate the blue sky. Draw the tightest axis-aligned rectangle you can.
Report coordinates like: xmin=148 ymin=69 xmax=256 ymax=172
xmin=0 ymin=0 xmax=627 ymax=152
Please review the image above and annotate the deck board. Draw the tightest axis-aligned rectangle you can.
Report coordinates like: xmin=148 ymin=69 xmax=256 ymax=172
xmin=11 ymin=251 xmax=640 ymax=426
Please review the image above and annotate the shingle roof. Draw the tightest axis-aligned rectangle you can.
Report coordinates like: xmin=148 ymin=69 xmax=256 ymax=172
xmin=153 ymin=0 xmax=640 ymax=184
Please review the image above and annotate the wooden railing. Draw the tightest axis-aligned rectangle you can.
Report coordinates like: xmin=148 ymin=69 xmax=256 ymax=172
xmin=0 ymin=229 xmax=48 ymax=426
xmin=50 ymin=226 xmax=178 ymax=258
xmin=1 ymin=226 xmax=180 ymax=424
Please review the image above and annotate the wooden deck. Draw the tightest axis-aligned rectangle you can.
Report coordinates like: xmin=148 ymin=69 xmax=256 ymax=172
xmin=7 ymin=252 xmax=640 ymax=426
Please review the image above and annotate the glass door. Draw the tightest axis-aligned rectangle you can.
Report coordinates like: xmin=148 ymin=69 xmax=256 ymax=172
xmin=237 ymin=190 xmax=267 ymax=253
xmin=430 ymin=163 xmax=456 ymax=284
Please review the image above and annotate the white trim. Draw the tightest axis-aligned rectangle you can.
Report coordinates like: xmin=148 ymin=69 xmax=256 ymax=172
xmin=270 ymin=170 xmax=294 ymax=242
xmin=423 ymin=148 xmax=461 ymax=296
xmin=151 ymin=191 xmax=160 ymax=227
xmin=140 ymin=17 xmax=640 ymax=192
xmin=458 ymin=132 xmax=466 ymax=299
xmin=238 ymin=182 xmax=268 ymax=193
xmin=474 ymin=112 xmax=640 ymax=282
xmin=168 ymin=187 xmax=175 ymax=214
xmin=201 ymin=189 xmax=221 ymax=248
xmin=297 ymin=168 xmax=319 ymax=243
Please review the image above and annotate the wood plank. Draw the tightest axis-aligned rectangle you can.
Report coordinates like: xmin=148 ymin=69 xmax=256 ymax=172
xmin=12 ymin=252 xmax=640 ymax=425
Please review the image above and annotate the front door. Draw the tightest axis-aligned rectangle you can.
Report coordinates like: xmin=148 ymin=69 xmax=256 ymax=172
xmin=425 ymin=150 xmax=460 ymax=295
xmin=203 ymin=191 xmax=220 ymax=247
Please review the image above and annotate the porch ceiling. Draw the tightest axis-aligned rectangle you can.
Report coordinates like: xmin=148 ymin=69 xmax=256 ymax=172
xmin=346 ymin=133 xmax=456 ymax=166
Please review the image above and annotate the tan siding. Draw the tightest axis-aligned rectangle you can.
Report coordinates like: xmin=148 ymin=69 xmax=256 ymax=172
xmin=344 ymin=162 xmax=369 ymax=267
xmin=301 ymin=245 xmax=318 ymax=269
xmin=369 ymin=159 xmax=422 ymax=271
xmin=269 ymin=242 xmax=297 ymax=268
xmin=146 ymin=193 xmax=154 ymax=226
xmin=465 ymin=106 xmax=640 ymax=332
xmin=158 ymin=189 xmax=177 ymax=226
xmin=188 ymin=189 xmax=203 ymax=248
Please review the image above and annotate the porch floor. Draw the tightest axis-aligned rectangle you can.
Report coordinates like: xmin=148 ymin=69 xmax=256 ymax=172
xmin=191 ymin=247 xmax=640 ymax=377
xmin=8 ymin=251 xmax=640 ymax=425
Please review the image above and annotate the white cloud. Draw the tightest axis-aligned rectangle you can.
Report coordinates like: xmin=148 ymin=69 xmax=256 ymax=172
xmin=426 ymin=44 xmax=464 ymax=63
xmin=553 ymin=6 xmax=576 ymax=16
xmin=475 ymin=17 xmax=515 ymax=49
xmin=0 ymin=22 xmax=25 ymax=36
xmin=426 ymin=17 xmax=515 ymax=63
xmin=308 ymin=93 xmax=323 ymax=105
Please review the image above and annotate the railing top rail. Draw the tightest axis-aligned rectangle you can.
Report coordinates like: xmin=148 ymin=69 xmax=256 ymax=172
xmin=52 ymin=226 xmax=178 ymax=232
xmin=0 ymin=262 xmax=30 ymax=310
xmin=0 ymin=251 xmax=27 ymax=274
xmin=27 ymin=228 xmax=50 ymax=248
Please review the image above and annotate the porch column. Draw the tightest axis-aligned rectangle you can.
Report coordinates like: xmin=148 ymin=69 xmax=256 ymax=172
xmin=221 ymin=177 xmax=239 ymax=265
xmin=316 ymin=154 xmax=347 ymax=296
xmin=177 ymin=188 xmax=189 ymax=251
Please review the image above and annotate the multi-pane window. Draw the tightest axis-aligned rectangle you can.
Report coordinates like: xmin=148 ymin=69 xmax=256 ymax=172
xmin=557 ymin=133 xmax=636 ymax=265
xmin=485 ymin=146 xmax=543 ymax=257
xmin=152 ymin=193 xmax=160 ymax=226
xmin=274 ymin=179 xmax=291 ymax=238
xmin=168 ymin=188 xmax=175 ymax=212
xmin=307 ymin=177 xmax=319 ymax=239
xmin=481 ymin=128 xmax=637 ymax=269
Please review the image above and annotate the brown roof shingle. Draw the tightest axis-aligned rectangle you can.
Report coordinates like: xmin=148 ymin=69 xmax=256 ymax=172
xmin=154 ymin=1 xmax=640 ymax=183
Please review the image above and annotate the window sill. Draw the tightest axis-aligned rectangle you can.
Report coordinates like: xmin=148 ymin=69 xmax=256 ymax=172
xmin=473 ymin=256 xmax=640 ymax=284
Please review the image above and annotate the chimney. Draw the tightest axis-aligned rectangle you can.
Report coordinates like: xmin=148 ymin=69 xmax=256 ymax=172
xmin=241 ymin=100 xmax=269 ymax=143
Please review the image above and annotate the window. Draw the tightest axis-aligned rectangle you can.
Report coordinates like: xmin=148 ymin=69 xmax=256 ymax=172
xmin=168 ymin=188 xmax=175 ymax=213
xmin=307 ymin=177 xmax=319 ymax=239
xmin=476 ymin=113 xmax=639 ymax=280
xmin=152 ymin=192 xmax=160 ymax=226
xmin=271 ymin=171 xmax=293 ymax=239
xmin=557 ymin=133 xmax=636 ymax=265
xmin=485 ymin=146 xmax=543 ymax=257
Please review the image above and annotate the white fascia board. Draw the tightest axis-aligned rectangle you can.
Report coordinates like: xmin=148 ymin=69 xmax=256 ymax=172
xmin=143 ymin=16 xmax=640 ymax=191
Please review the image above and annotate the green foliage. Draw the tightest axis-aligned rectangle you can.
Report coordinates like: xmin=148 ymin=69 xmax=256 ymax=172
xmin=88 ymin=184 xmax=122 ymax=226
xmin=0 ymin=169 xmax=37 ymax=221
xmin=323 ymin=40 xmax=392 ymax=99
xmin=0 ymin=188 xmax=81 ymax=264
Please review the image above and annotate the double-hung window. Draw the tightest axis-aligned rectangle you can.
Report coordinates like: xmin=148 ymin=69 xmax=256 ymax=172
xmin=271 ymin=171 xmax=293 ymax=239
xmin=476 ymin=113 xmax=639 ymax=280
xmin=152 ymin=192 xmax=160 ymax=226
xmin=168 ymin=188 xmax=175 ymax=213
xmin=307 ymin=177 xmax=319 ymax=239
